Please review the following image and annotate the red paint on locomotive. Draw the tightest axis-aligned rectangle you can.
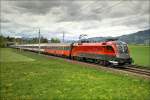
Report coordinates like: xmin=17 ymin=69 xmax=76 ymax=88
xmin=71 ymin=41 xmax=117 ymax=57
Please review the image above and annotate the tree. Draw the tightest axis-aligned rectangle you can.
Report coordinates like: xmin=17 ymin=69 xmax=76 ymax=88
xmin=41 ymin=36 xmax=48 ymax=43
xmin=26 ymin=37 xmax=48 ymax=44
xmin=6 ymin=36 xmax=15 ymax=42
xmin=50 ymin=38 xmax=60 ymax=43
xmin=0 ymin=35 xmax=6 ymax=47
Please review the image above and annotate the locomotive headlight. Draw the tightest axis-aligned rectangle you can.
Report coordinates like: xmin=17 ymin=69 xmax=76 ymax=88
xmin=116 ymin=54 xmax=120 ymax=58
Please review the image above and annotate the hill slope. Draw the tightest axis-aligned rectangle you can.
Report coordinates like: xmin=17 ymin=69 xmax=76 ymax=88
xmin=85 ymin=29 xmax=150 ymax=44
xmin=118 ymin=29 xmax=150 ymax=44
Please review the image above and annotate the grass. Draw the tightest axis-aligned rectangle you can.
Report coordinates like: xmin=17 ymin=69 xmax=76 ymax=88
xmin=0 ymin=48 xmax=150 ymax=100
xmin=129 ymin=45 xmax=150 ymax=68
xmin=0 ymin=48 xmax=35 ymax=62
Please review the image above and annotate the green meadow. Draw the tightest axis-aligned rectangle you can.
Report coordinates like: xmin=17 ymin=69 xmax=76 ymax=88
xmin=0 ymin=48 xmax=150 ymax=100
xmin=129 ymin=45 xmax=150 ymax=68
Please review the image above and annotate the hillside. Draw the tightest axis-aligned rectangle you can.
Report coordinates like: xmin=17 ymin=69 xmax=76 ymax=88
xmin=118 ymin=29 xmax=150 ymax=44
xmin=85 ymin=29 xmax=150 ymax=45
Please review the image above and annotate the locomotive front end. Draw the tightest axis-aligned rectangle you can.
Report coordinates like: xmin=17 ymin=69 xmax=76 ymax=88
xmin=115 ymin=41 xmax=133 ymax=65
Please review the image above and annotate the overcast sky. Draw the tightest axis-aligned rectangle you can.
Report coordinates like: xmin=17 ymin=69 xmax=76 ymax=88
xmin=0 ymin=0 xmax=150 ymax=40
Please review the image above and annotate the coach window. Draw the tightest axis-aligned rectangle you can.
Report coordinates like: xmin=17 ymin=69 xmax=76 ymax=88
xmin=66 ymin=47 xmax=68 ymax=50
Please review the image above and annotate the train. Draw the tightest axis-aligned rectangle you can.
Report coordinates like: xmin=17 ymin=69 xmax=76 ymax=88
xmin=11 ymin=40 xmax=133 ymax=66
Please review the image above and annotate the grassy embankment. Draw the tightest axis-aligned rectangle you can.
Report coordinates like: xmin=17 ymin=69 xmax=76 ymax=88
xmin=0 ymin=48 xmax=150 ymax=100
xmin=129 ymin=45 xmax=150 ymax=68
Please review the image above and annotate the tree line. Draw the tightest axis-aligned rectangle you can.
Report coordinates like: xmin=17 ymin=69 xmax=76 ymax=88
xmin=0 ymin=35 xmax=61 ymax=47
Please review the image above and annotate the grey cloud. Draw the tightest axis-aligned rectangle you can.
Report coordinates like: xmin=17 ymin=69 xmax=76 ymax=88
xmin=93 ymin=1 xmax=149 ymax=19
xmin=4 ymin=0 xmax=149 ymax=22
xmin=12 ymin=1 xmax=63 ymax=14
xmin=10 ymin=0 xmax=92 ymax=22
xmin=124 ymin=16 xmax=150 ymax=29
xmin=110 ymin=14 xmax=149 ymax=30
xmin=11 ymin=0 xmax=81 ymax=15
xmin=1 ymin=19 xmax=10 ymax=23
xmin=126 ymin=17 xmax=149 ymax=26
xmin=57 ymin=4 xmax=102 ymax=22
xmin=58 ymin=0 xmax=149 ymax=22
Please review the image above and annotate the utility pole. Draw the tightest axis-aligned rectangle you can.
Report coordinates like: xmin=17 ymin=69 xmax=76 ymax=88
xmin=63 ymin=31 xmax=65 ymax=43
xmin=38 ymin=28 xmax=41 ymax=55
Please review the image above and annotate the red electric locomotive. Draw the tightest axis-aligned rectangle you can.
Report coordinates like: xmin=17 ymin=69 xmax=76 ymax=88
xmin=13 ymin=40 xmax=133 ymax=66
xmin=71 ymin=41 xmax=132 ymax=65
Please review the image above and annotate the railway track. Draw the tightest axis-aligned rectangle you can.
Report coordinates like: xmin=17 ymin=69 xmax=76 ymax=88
xmin=120 ymin=65 xmax=150 ymax=76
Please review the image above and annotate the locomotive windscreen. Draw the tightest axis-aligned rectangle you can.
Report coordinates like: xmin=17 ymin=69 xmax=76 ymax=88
xmin=116 ymin=41 xmax=128 ymax=53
